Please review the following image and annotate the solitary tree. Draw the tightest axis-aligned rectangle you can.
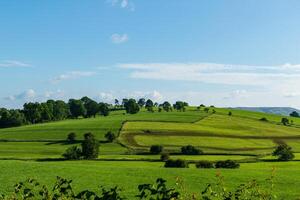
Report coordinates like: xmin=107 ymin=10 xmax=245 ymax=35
xmin=272 ymin=143 xmax=294 ymax=161
xmin=281 ymin=117 xmax=289 ymax=126
xmin=81 ymin=133 xmax=99 ymax=159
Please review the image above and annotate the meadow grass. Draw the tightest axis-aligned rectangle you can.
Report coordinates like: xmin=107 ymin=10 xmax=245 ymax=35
xmin=0 ymin=160 xmax=298 ymax=199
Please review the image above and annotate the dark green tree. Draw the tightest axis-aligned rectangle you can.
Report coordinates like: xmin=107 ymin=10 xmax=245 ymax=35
xmin=105 ymin=131 xmax=116 ymax=142
xmin=272 ymin=143 xmax=294 ymax=161
xmin=124 ymin=99 xmax=140 ymax=114
xmin=99 ymin=103 xmax=110 ymax=116
xmin=85 ymin=100 xmax=99 ymax=118
xmin=23 ymin=102 xmax=42 ymax=124
xmin=145 ymin=99 xmax=154 ymax=112
xmin=181 ymin=145 xmax=203 ymax=155
xmin=67 ymin=132 xmax=76 ymax=143
xmin=53 ymin=100 xmax=70 ymax=120
xmin=81 ymin=133 xmax=99 ymax=159
xmin=281 ymin=117 xmax=289 ymax=126
xmin=138 ymin=98 xmax=146 ymax=107
xmin=62 ymin=146 xmax=82 ymax=160
xmin=173 ymin=101 xmax=186 ymax=112
xmin=40 ymin=102 xmax=53 ymax=122
xmin=150 ymin=145 xmax=163 ymax=154
xmin=290 ymin=111 xmax=300 ymax=118
xmin=68 ymin=99 xmax=86 ymax=118
xmin=161 ymin=101 xmax=172 ymax=112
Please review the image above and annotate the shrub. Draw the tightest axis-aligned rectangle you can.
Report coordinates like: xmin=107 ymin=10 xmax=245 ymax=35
xmin=136 ymin=178 xmax=180 ymax=199
xmin=62 ymin=146 xmax=82 ymax=160
xmin=228 ymin=111 xmax=232 ymax=116
xmin=215 ymin=160 xmax=240 ymax=169
xmin=67 ymin=132 xmax=76 ymax=143
xmin=260 ymin=117 xmax=268 ymax=122
xmin=181 ymin=145 xmax=203 ymax=155
xmin=281 ymin=117 xmax=289 ymax=126
xmin=81 ymin=133 xmax=100 ymax=159
xmin=105 ymin=131 xmax=116 ymax=142
xmin=160 ymin=153 xmax=170 ymax=161
xmin=164 ymin=159 xmax=188 ymax=168
xmin=272 ymin=143 xmax=294 ymax=161
xmin=196 ymin=160 xmax=214 ymax=168
xmin=150 ymin=145 xmax=163 ymax=154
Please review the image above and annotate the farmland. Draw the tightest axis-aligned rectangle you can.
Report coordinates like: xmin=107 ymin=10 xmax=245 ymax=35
xmin=0 ymin=107 xmax=299 ymax=198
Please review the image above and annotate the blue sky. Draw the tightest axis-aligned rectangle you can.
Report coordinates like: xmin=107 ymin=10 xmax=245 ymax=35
xmin=1 ymin=0 xmax=300 ymax=108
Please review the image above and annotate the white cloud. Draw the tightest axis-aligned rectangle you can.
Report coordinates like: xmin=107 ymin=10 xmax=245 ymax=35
xmin=0 ymin=60 xmax=31 ymax=68
xmin=108 ymin=0 xmax=135 ymax=11
xmin=51 ymin=71 xmax=96 ymax=83
xmin=119 ymin=62 xmax=300 ymax=87
xmin=223 ymin=90 xmax=249 ymax=100
xmin=111 ymin=34 xmax=129 ymax=44
xmin=44 ymin=89 xmax=65 ymax=99
xmin=97 ymin=90 xmax=163 ymax=103
xmin=4 ymin=89 xmax=36 ymax=101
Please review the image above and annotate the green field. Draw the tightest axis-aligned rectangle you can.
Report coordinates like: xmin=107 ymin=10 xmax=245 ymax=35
xmin=0 ymin=108 xmax=299 ymax=198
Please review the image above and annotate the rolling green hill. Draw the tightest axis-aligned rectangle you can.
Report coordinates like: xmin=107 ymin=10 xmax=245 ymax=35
xmin=0 ymin=107 xmax=299 ymax=198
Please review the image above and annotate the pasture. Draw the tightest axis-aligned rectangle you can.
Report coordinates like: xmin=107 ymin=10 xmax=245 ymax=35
xmin=0 ymin=107 xmax=299 ymax=198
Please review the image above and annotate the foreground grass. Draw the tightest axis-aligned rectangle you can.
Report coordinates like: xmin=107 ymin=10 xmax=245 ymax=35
xmin=0 ymin=160 xmax=298 ymax=199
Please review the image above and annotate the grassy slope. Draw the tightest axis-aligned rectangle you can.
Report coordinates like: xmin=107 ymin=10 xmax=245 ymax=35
xmin=0 ymin=160 xmax=298 ymax=199
xmin=120 ymin=111 xmax=300 ymax=155
xmin=0 ymin=108 xmax=299 ymax=198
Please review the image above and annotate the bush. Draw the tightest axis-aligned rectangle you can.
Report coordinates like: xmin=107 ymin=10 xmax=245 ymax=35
xmin=181 ymin=145 xmax=203 ymax=155
xmin=272 ymin=143 xmax=294 ymax=161
xmin=136 ymin=178 xmax=179 ymax=199
xmin=150 ymin=145 xmax=163 ymax=154
xmin=215 ymin=160 xmax=240 ymax=169
xmin=228 ymin=111 xmax=232 ymax=116
xmin=281 ymin=117 xmax=289 ymax=126
xmin=62 ymin=146 xmax=82 ymax=160
xmin=81 ymin=133 xmax=99 ymax=159
xmin=164 ymin=159 xmax=188 ymax=168
xmin=160 ymin=153 xmax=170 ymax=161
xmin=67 ymin=132 xmax=76 ymax=143
xmin=260 ymin=117 xmax=268 ymax=122
xmin=105 ymin=131 xmax=116 ymax=142
xmin=196 ymin=160 xmax=214 ymax=168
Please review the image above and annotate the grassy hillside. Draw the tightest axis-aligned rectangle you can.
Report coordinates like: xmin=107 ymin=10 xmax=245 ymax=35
xmin=0 ymin=107 xmax=299 ymax=198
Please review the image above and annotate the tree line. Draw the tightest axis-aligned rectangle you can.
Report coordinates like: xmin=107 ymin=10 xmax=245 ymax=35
xmin=0 ymin=97 xmax=189 ymax=128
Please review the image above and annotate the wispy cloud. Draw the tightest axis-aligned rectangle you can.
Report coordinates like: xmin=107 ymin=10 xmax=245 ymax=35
xmin=108 ymin=0 xmax=135 ymax=11
xmin=0 ymin=60 xmax=31 ymax=68
xmin=111 ymin=33 xmax=129 ymax=44
xmin=119 ymin=62 xmax=300 ymax=86
xmin=51 ymin=71 xmax=96 ymax=83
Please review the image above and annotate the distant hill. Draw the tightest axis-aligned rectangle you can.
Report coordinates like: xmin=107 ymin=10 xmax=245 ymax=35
xmin=233 ymin=107 xmax=300 ymax=116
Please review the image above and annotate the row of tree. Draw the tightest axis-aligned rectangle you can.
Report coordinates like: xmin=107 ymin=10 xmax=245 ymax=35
xmin=0 ymin=97 xmax=110 ymax=128
xmin=0 ymin=96 xmax=190 ymax=128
